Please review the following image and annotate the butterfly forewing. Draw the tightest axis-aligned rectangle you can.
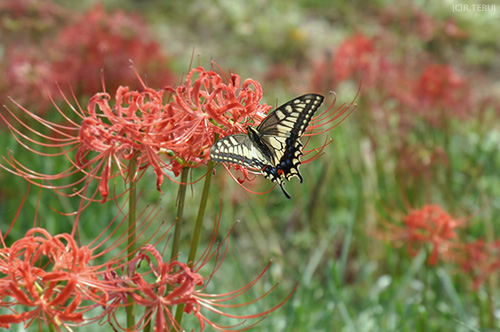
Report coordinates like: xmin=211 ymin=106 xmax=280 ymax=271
xmin=258 ymin=94 xmax=324 ymax=166
xmin=258 ymin=94 xmax=324 ymax=137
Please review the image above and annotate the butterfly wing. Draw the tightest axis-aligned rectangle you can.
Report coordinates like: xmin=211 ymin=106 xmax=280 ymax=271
xmin=209 ymin=134 xmax=268 ymax=169
xmin=257 ymin=94 xmax=324 ymax=181
xmin=209 ymin=94 xmax=324 ymax=199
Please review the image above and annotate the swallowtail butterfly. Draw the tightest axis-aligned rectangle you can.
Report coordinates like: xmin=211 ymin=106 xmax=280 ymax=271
xmin=209 ymin=94 xmax=324 ymax=198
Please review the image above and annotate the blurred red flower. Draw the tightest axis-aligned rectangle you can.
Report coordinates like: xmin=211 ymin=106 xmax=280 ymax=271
xmin=50 ymin=4 xmax=175 ymax=96
xmin=333 ymin=33 xmax=379 ymax=84
xmin=383 ymin=205 xmax=463 ymax=265
xmin=458 ymin=239 xmax=500 ymax=289
xmin=311 ymin=33 xmax=390 ymax=92
xmin=405 ymin=205 xmax=463 ymax=265
xmin=413 ymin=64 xmax=471 ymax=124
xmin=0 ymin=3 xmax=174 ymax=115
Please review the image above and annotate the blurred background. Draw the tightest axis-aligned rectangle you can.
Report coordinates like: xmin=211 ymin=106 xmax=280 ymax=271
xmin=1 ymin=0 xmax=499 ymax=331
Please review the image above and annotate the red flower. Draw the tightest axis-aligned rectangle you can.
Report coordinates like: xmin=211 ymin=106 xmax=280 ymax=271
xmin=0 ymin=196 xmax=167 ymax=330
xmin=1 ymin=63 xmax=279 ymax=202
xmin=0 ymin=3 xmax=174 ymax=116
xmin=164 ymin=65 xmax=271 ymax=172
xmin=50 ymin=4 xmax=175 ymax=96
xmin=311 ymin=33 xmax=392 ymax=96
xmin=102 ymin=216 xmax=295 ymax=331
xmin=382 ymin=205 xmax=463 ymax=265
xmin=0 ymin=229 xmax=100 ymax=330
xmin=414 ymin=65 xmax=471 ymax=122
xmin=1 ymin=85 xmax=171 ymax=203
xmin=457 ymin=240 xmax=500 ymax=289
xmin=403 ymin=205 xmax=462 ymax=265
xmin=333 ymin=33 xmax=379 ymax=84
xmin=102 ymin=245 xmax=205 ymax=331
xmin=0 ymin=45 xmax=56 ymax=114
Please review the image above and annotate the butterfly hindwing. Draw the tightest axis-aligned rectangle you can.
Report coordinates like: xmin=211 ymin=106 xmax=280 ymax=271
xmin=209 ymin=94 xmax=324 ymax=198
xmin=209 ymin=134 xmax=267 ymax=169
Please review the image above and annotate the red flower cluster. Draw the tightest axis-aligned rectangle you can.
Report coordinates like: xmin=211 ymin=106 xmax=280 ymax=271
xmin=1 ymin=65 xmax=272 ymax=202
xmin=0 ymin=205 xmax=291 ymax=331
xmin=312 ymin=32 xmax=472 ymax=127
xmin=331 ymin=33 xmax=385 ymax=86
xmin=49 ymin=4 xmax=175 ymax=96
xmin=164 ymin=66 xmax=271 ymax=171
xmin=0 ymin=3 xmax=174 ymax=114
xmin=103 ymin=243 xmax=291 ymax=331
xmin=381 ymin=204 xmax=500 ymax=289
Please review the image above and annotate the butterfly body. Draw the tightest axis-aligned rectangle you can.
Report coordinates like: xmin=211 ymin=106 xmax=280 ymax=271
xmin=210 ymin=94 xmax=324 ymax=198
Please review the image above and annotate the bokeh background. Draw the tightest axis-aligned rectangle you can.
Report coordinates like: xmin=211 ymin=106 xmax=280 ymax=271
xmin=1 ymin=0 xmax=499 ymax=331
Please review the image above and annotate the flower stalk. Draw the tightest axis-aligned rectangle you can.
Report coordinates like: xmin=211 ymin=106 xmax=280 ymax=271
xmin=127 ymin=155 xmax=138 ymax=329
xmin=169 ymin=167 xmax=190 ymax=269
xmin=174 ymin=157 xmax=216 ymax=325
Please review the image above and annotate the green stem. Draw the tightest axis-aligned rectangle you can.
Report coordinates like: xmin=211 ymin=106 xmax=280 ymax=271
xmin=127 ymin=156 xmax=138 ymax=329
xmin=164 ymin=167 xmax=189 ymax=331
xmin=174 ymin=160 xmax=215 ymax=325
xmin=169 ymin=167 xmax=190 ymax=265
xmin=187 ymin=160 xmax=215 ymax=266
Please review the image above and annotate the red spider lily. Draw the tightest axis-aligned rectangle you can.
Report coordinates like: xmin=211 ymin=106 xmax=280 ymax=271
xmin=0 ymin=194 xmax=167 ymax=330
xmin=0 ymin=228 xmax=99 ymax=330
xmin=0 ymin=3 xmax=174 ymax=116
xmin=1 ymin=85 xmax=176 ymax=203
xmin=311 ymin=33 xmax=392 ymax=92
xmin=49 ymin=4 xmax=175 ymax=96
xmin=0 ymin=46 xmax=55 ymax=113
xmin=404 ymin=205 xmax=463 ymax=265
xmin=383 ymin=205 xmax=463 ymax=265
xmin=102 ymin=245 xmax=205 ymax=331
xmin=1 ymin=63 xmax=275 ymax=202
xmin=164 ymin=65 xmax=271 ymax=171
xmin=456 ymin=239 xmax=500 ymax=289
xmin=102 ymin=215 xmax=295 ymax=331
xmin=413 ymin=64 xmax=471 ymax=125
xmin=332 ymin=33 xmax=380 ymax=84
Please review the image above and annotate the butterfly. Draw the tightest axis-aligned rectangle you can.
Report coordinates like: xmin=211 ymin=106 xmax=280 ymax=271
xmin=209 ymin=94 xmax=324 ymax=198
